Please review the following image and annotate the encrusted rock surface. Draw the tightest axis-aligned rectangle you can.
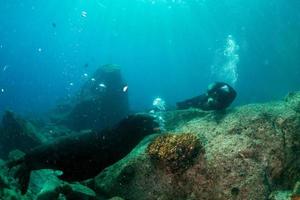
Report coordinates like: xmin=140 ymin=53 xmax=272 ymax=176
xmin=94 ymin=92 xmax=300 ymax=200
xmin=147 ymin=133 xmax=202 ymax=173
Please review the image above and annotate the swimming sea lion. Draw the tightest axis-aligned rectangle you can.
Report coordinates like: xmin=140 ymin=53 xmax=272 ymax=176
xmin=7 ymin=114 xmax=159 ymax=194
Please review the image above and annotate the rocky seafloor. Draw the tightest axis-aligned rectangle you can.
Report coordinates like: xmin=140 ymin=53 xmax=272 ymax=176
xmin=1 ymin=92 xmax=300 ymax=200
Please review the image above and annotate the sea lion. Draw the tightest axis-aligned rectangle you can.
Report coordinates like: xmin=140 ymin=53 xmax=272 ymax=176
xmin=7 ymin=114 xmax=159 ymax=194
xmin=176 ymin=82 xmax=237 ymax=110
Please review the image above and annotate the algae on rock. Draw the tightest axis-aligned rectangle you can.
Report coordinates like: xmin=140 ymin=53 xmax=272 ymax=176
xmin=147 ymin=133 xmax=202 ymax=173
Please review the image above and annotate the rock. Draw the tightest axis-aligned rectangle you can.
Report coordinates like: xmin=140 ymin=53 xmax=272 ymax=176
xmin=269 ymin=182 xmax=300 ymax=200
xmin=293 ymin=182 xmax=300 ymax=195
xmin=62 ymin=182 xmax=96 ymax=200
xmin=269 ymin=190 xmax=292 ymax=200
xmin=0 ymin=111 xmax=45 ymax=158
xmin=54 ymin=64 xmax=130 ymax=131
xmin=8 ymin=149 xmax=26 ymax=161
xmin=292 ymin=182 xmax=300 ymax=200
xmin=29 ymin=170 xmax=63 ymax=196
xmin=36 ymin=178 xmax=61 ymax=200
xmin=36 ymin=177 xmax=96 ymax=200
xmin=93 ymin=95 xmax=300 ymax=199
xmin=285 ymin=91 xmax=300 ymax=112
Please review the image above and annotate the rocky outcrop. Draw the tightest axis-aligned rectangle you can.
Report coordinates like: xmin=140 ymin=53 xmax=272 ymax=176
xmin=35 ymin=179 xmax=96 ymax=200
xmin=0 ymin=92 xmax=300 ymax=200
xmin=0 ymin=111 xmax=45 ymax=159
xmin=93 ymin=92 xmax=300 ymax=200
xmin=54 ymin=64 xmax=130 ymax=131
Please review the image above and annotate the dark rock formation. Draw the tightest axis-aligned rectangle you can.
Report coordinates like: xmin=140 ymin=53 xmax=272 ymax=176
xmin=55 ymin=64 xmax=130 ymax=131
xmin=0 ymin=111 xmax=45 ymax=159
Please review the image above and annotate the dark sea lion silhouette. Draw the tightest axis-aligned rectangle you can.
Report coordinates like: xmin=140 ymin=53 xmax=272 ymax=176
xmin=176 ymin=82 xmax=237 ymax=110
xmin=7 ymin=114 xmax=159 ymax=194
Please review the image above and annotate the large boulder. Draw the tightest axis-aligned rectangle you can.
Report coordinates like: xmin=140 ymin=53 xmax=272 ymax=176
xmin=93 ymin=92 xmax=300 ymax=200
xmin=0 ymin=111 xmax=45 ymax=159
xmin=54 ymin=64 xmax=130 ymax=131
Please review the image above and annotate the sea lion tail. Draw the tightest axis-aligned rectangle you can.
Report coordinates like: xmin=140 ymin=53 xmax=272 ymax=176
xmin=6 ymin=158 xmax=31 ymax=194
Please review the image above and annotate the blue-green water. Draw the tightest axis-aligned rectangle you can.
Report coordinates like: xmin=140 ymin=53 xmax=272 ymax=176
xmin=0 ymin=0 xmax=300 ymax=115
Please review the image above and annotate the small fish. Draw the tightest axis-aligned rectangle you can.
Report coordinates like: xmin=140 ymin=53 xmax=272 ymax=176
xmin=3 ymin=65 xmax=8 ymax=71
xmin=52 ymin=22 xmax=57 ymax=28
xmin=1 ymin=88 xmax=4 ymax=93
xmin=123 ymin=85 xmax=128 ymax=92
xmin=81 ymin=11 xmax=87 ymax=18
xmin=99 ymin=83 xmax=107 ymax=88
xmin=84 ymin=63 xmax=89 ymax=68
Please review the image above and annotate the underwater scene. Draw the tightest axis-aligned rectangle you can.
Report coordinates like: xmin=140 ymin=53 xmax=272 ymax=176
xmin=0 ymin=0 xmax=300 ymax=199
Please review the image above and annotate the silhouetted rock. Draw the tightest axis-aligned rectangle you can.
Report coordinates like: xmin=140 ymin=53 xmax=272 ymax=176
xmin=55 ymin=64 xmax=130 ymax=131
xmin=0 ymin=111 xmax=45 ymax=158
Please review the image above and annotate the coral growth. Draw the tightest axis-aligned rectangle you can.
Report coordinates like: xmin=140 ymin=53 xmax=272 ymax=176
xmin=147 ymin=133 xmax=202 ymax=173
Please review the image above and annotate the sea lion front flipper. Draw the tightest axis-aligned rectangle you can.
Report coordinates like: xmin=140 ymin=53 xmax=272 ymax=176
xmin=13 ymin=163 xmax=31 ymax=194
xmin=6 ymin=157 xmax=31 ymax=194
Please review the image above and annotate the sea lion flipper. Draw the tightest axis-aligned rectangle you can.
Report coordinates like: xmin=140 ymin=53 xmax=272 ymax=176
xmin=6 ymin=157 xmax=30 ymax=194
xmin=13 ymin=163 xmax=31 ymax=194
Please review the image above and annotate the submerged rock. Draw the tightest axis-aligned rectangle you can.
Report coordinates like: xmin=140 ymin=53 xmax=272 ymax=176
xmin=0 ymin=111 xmax=45 ymax=158
xmin=36 ymin=180 xmax=96 ymax=200
xmin=292 ymin=182 xmax=300 ymax=200
xmin=54 ymin=64 xmax=130 ymax=131
xmin=269 ymin=190 xmax=292 ymax=200
xmin=285 ymin=91 xmax=300 ymax=113
xmin=93 ymin=93 xmax=300 ymax=200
